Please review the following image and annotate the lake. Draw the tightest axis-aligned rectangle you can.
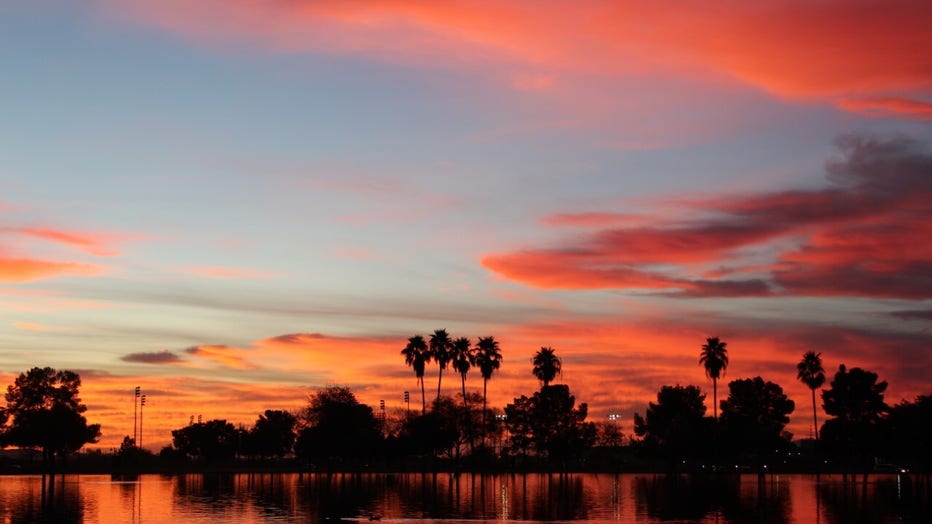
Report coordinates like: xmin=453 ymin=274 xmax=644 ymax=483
xmin=0 ymin=472 xmax=928 ymax=523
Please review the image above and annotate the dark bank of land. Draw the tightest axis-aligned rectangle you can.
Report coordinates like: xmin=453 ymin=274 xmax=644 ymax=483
xmin=1 ymin=339 xmax=930 ymax=479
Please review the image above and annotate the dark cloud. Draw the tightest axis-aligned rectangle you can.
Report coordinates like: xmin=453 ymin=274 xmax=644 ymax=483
xmin=891 ymin=309 xmax=932 ymax=321
xmin=121 ymin=350 xmax=184 ymax=365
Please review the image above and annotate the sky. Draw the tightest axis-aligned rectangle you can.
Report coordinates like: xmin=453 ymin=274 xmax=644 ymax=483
xmin=1 ymin=0 xmax=930 ymax=451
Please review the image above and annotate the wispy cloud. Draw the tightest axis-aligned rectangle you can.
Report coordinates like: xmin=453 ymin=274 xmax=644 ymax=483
xmin=9 ymin=228 xmax=131 ymax=256
xmin=184 ymin=345 xmax=259 ymax=370
xmin=180 ymin=266 xmax=281 ymax=280
xmin=838 ymin=97 xmax=932 ymax=121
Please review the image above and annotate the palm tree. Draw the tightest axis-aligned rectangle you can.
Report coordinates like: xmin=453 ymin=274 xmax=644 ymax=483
xmin=451 ymin=336 xmax=474 ymax=414
xmin=429 ymin=328 xmax=453 ymax=404
xmin=475 ymin=336 xmax=503 ymax=429
xmin=797 ymin=350 xmax=826 ymax=440
xmin=401 ymin=335 xmax=430 ymax=414
xmin=699 ymin=337 xmax=729 ymax=420
xmin=532 ymin=346 xmax=562 ymax=387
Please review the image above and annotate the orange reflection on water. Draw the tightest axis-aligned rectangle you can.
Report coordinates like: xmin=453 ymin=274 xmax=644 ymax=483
xmin=0 ymin=473 xmax=926 ymax=523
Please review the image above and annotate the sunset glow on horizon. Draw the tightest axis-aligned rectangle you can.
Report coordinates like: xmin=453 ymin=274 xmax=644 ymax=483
xmin=1 ymin=1 xmax=930 ymax=451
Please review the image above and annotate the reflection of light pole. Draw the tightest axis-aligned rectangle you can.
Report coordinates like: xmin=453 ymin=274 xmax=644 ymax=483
xmin=139 ymin=394 xmax=147 ymax=449
xmin=134 ymin=386 xmax=141 ymax=446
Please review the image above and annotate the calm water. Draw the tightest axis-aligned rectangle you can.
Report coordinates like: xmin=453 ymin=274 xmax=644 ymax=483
xmin=0 ymin=472 xmax=928 ymax=523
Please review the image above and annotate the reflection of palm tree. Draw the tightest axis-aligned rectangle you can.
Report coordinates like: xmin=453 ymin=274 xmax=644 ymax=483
xmin=475 ymin=336 xmax=502 ymax=430
xmin=699 ymin=337 xmax=729 ymax=420
xmin=429 ymin=329 xmax=453 ymax=404
xmin=532 ymin=346 xmax=561 ymax=387
xmin=401 ymin=335 xmax=430 ymax=414
xmin=451 ymin=336 xmax=473 ymax=414
xmin=797 ymin=351 xmax=826 ymax=440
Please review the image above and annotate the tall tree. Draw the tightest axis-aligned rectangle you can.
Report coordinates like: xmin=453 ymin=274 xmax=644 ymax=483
xmin=475 ymin=336 xmax=503 ymax=432
xmin=634 ymin=385 xmax=710 ymax=461
xmin=504 ymin=385 xmax=595 ymax=461
xmin=796 ymin=351 xmax=826 ymax=440
xmin=450 ymin=336 xmax=473 ymax=415
xmin=401 ymin=335 xmax=430 ymax=414
xmin=1 ymin=367 xmax=101 ymax=470
xmin=820 ymin=364 xmax=889 ymax=467
xmin=295 ymin=386 xmax=381 ymax=465
xmin=720 ymin=377 xmax=795 ymax=467
xmin=246 ymin=409 xmax=297 ymax=459
xmin=699 ymin=337 xmax=729 ymax=419
xmin=429 ymin=329 xmax=453 ymax=403
xmin=532 ymin=346 xmax=562 ymax=387
xmin=171 ymin=419 xmax=238 ymax=464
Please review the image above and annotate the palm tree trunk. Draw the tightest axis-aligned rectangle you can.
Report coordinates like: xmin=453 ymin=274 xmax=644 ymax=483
xmin=461 ymin=374 xmax=473 ymax=452
xmin=482 ymin=379 xmax=488 ymax=444
xmin=420 ymin=377 xmax=426 ymax=415
xmin=461 ymin=375 xmax=470 ymax=415
xmin=811 ymin=388 xmax=819 ymax=440
xmin=713 ymin=379 xmax=718 ymax=420
xmin=437 ymin=368 xmax=444 ymax=404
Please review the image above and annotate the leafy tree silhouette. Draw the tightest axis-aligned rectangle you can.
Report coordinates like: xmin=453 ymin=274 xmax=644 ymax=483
xmin=720 ymin=376 xmax=795 ymax=469
xmin=820 ymin=364 xmax=888 ymax=470
xmin=295 ymin=386 xmax=381 ymax=466
xmin=171 ymin=419 xmax=237 ymax=464
xmin=1 ymin=367 xmax=101 ymax=471
xmin=244 ymin=409 xmax=297 ymax=459
xmin=634 ymin=385 xmax=711 ymax=467
xmin=505 ymin=385 xmax=595 ymax=462
xmin=699 ymin=337 xmax=729 ymax=419
xmin=796 ymin=351 xmax=826 ymax=440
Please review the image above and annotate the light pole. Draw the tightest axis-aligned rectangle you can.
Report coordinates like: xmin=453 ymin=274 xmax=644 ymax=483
xmin=134 ymin=386 xmax=141 ymax=446
xmin=139 ymin=394 xmax=147 ymax=449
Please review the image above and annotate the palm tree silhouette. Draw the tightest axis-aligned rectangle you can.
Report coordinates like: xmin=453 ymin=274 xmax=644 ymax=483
xmin=797 ymin=350 xmax=826 ymax=440
xmin=475 ymin=336 xmax=502 ymax=431
xmin=451 ymin=336 xmax=474 ymax=415
xmin=401 ymin=335 xmax=430 ymax=414
xmin=532 ymin=346 xmax=562 ymax=387
xmin=429 ymin=328 xmax=453 ymax=404
xmin=699 ymin=337 xmax=729 ymax=420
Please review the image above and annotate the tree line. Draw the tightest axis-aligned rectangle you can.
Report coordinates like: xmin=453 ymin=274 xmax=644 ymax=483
xmin=1 ymin=333 xmax=929 ymax=474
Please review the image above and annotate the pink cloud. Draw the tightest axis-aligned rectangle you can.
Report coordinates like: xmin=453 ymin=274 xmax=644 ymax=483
xmin=11 ymin=228 xmax=130 ymax=257
xmin=484 ymin=135 xmax=932 ymax=299
xmin=838 ymin=97 xmax=932 ymax=121
xmin=101 ymin=1 xmax=932 ymax=118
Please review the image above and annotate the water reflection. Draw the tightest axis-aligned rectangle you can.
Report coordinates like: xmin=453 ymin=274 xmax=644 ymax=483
xmin=0 ymin=472 xmax=928 ymax=522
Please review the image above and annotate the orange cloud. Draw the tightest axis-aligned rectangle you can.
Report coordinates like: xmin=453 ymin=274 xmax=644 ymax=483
xmin=13 ymin=321 xmax=46 ymax=331
xmin=56 ymin=308 xmax=930 ymax=451
xmin=103 ymin=1 xmax=932 ymax=116
xmin=0 ymin=257 xmax=101 ymax=282
xmin=185 ymin=345 xmax=259 ymax=370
